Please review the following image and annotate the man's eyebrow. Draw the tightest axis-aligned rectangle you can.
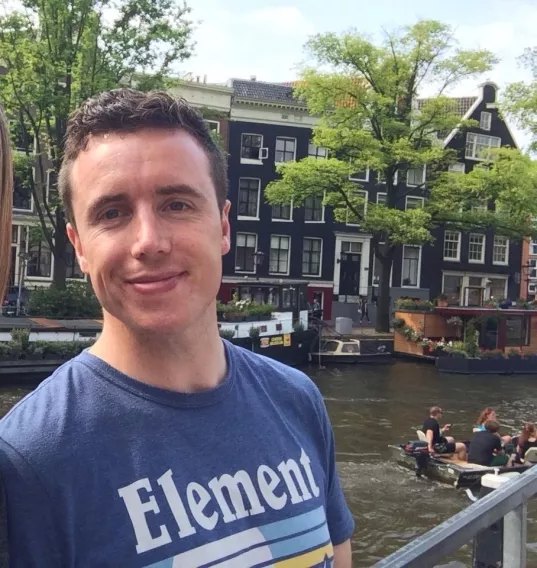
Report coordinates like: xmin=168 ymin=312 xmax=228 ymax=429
xmin=156 ymin=184 xmax=206 ymax=200
xmin=87 ymin=193 xmax=129 ymax=221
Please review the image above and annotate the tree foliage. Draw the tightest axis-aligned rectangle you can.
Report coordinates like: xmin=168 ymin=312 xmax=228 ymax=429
xmin=0 ymin=0 xmax=194 ymax=288
xmin=266 ymin=20 xmax=536 ymax=331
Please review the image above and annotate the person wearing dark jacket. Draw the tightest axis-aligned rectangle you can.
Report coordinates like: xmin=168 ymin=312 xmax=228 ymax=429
xmin=468 ymin=419 xmax=506 ymax=466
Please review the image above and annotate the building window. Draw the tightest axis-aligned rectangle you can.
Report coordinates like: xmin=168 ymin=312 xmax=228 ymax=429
xmin=13 ymin=164 xmax=33 ymax=211
xmin=406 ymin=196 xmax=424 ymax=209
xmin=205 ymin=120 xmax=220 ymax=134
xmin=346 ymin=190 xmax=367 ymax=225
xmin=448 ymin=163 xmax=465 ymax=174
xmin=470 ymin=199 xmax=487 ymax=212
xmin=342 ymin=241 xmax=362 ymax=254
xmin=531 ymin=240 xmax=537 ymax=256
xmin=27 ymin=242 xmax=52 ymax=278
xmin=530 ymin=259 xmax=537 ymax=279
xmin=269 ymin=235 xmax=290 ymax=274
xmin=443 ymin=231 xmax=461 ymax=261
xmin=47 ymin=170 xmax=58 ymax=201
xmin=492 ymin=236 xmax=509 ymax=265
xmin=465 ymin=133 xmax=501 ymax=160
xmin=480 ymin=112 xmax=492 ymax=131
xmin=237 ymin=178 xmax=260 ymax=219
xmin=401 ymin=246 xmax=420 ymax=287
xmin=469 ymin=233 xmax=485 ymax=263
xmin=302 ymin=238 xmax=322 ymax=276
xmin=241 ymin=134 xmax=263 ymax=162
xmin=376 ymin=193 xmax=387 ymax=205
xmin=443 ymin=274 xmax=463 ymax=306
xmin=350 ymin=169 xmax=369 ymax=182
xmin=275 ymin=137 xmax=296 ymax=163
xmin=406 ymin=166 xmax=426 ymax=187
xmin=11 ymin=121 xmax=34 ymax=153
xmin=489 ymin=277 xmax=507 ymax=299
xmin=272 ymin=202 xmax=292 ymax=221
xmin=65 ymin=243 xmax=84 ymax=279
xmin=506 ymin=316 xmax=530 ymax=347
xmin=235 ymin=233 xmax=257 ymax=273
xmin=11 ymin=225 xmax=18 ymax=244
xmin=304 ymin=195 xmax=324 ymax=222
xmin=308 ymin=144 xmax=327 ymax=159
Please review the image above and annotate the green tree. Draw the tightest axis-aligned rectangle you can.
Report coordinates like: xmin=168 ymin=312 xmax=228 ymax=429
xmin=503 ymin=48 xmax=537 ymax=150
xmin=266 ymin=21 xmax=537 ymax=332
xmin=0 ymin=0 xmax=194 ymax=288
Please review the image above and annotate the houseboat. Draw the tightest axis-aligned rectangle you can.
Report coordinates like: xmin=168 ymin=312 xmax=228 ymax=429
xmin=310 ymin=338 xmax=392 ymax=365
xmin=393 ymin=298 xmax=537 ymax=374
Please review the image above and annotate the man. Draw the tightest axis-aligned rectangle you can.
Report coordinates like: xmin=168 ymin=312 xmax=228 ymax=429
xmin=468 ymin=419 xmax=506 ymax=466
xmin=423 ymin=406 xmax=467 ymax=460
xmin=0 ymin=90 xmax=354 ymax=566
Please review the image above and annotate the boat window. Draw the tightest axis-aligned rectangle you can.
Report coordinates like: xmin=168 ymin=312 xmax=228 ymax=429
xmin=506 ymin=316 xmax=530 ymax=347
xmin=342 ymin=343 xmax=360 ymax=353
xmin=323 ymin=341 xmax=340 ymax=352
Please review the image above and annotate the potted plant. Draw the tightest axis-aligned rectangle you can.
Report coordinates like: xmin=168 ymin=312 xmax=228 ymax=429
xmin=436 ymin=294 xmax=449 ymax=308
xmin=219 ymin=328 xmax=235 ymax=340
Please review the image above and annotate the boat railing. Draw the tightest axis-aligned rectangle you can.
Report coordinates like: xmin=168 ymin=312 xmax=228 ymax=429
xmin=374 ymin=465 xmax=537 ymax=567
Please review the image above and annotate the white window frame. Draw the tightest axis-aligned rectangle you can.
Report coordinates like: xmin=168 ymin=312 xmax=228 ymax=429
xmin=492 ymin=236 xmax=509 ymax=266
xmin=308 ymin=144 xmax=328 ymax=159
xmin=465 ymin=132 xmax=501 ymax=161
xmin=480 ymin=112 xmax=492 ymax=131
xmin=304 ymin=193 xmax=325 ymax=223
xmin=240 ymin=133 xmax=266 ymax=165
xmin=443 ymin=230 xmax=461 ymax=262
xmin=405 ymin=196 xmax=424 ymax=210
xmin=372 ymin=247 xmax=393 ymax=287
xmin=302 ymin=237 xmax=323 ymax=277
xmin=269 ymin=235 xmax=291 ymax=276
xmin=25 ymin=237 xmax=54 ymax=282
xmin=530 ymin=240 xmax=537 ymax=256
xmin=376 ymin=192 xmax=387 ymax=205
xmin=346 ymin=190 xmax=368 ymax=226
xmin=205 ymin=120 xmax=220 ymax=134
xmin=275 ymin=137 xmax=297 ymax=164
xmin=377 ymin=170 xmax=398 ymax=185
xmin=406 ymin=165 xmax=426 ymax=187
xmin=401 ymin=245 xmax=422 ymax=289
xmin=237 ymin=177 xmax=261 ymax=220
xmin=235 ymin=232 xmax=258 ymax=275
xmin=46 ymin=169 xmax=57 ymax=202
xmin=350 ymin=168 xmax=369 ymax=182
xmin=468 ymin=233 xmax=486 ymax=264
xmin=529 ymin=259 xmax=537 ymax=279
xmin=448 ymin=163 xmax=466 ymax=174
xmin=271 ymin=200 xmax=293 ymax=222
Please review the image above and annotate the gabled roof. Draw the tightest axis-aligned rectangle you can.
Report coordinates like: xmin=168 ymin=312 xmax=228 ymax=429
xmin=230 ymin=79 xmax=305 ymax=107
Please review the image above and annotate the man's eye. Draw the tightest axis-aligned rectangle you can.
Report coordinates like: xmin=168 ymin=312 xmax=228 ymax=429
xmin=103 ymin=209 xmax=121 ymax=220
xmin=167 ymin=201 xmax=188 ymax=212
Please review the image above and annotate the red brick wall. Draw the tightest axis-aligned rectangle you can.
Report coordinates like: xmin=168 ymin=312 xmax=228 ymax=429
xmin=307 ymin=286 xmax=333 ymax=320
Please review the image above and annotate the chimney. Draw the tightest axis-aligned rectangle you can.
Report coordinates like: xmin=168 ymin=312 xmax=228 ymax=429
xmin=203 ymin=74 xmax=207 ymax=84
xmin=250 ymin=75 xmax=257 ymax=82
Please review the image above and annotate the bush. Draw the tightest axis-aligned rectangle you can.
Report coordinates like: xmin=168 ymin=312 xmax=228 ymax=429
xmin=395 ymin=298 xmax=434 ymax=312
xmin=392 ymin=317 xmax=405 ymax=330
xmin=11 ymin=328 xmax=30 ymax=350
xmin=28 ymin=282 xmax=102 ymax=318
xmin=480 ymin=349 xmax=504 ymax=359
xmin=249 ymin=326 xmax=261 ymax=339
xmin=219 ymin=328 xmax=235 ymax=340
xmin=507 ymin=348 xmax=522 ymax=358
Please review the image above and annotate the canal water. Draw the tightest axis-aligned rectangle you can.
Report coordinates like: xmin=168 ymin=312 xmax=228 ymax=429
xmin=1 ymin=362 xmax=537 ymax=566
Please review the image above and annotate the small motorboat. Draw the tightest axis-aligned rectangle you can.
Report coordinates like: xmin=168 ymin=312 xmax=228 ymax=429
xmin=390 ymin=440 xmax=533 ymax=489
xmin=310 ymin=339 xmax=392 ymax=364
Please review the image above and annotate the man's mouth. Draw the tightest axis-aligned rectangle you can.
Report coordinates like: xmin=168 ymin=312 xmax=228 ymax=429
xmin=126 ymin=272 xmax=186 ymax=294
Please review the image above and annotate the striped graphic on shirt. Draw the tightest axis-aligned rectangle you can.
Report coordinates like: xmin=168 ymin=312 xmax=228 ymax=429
xmin=144 ymin=505 xmax=334 ymax=568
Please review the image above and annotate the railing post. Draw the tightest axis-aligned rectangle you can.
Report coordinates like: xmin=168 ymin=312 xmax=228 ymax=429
xmin=503 ymin=503 xmax=527 ymax=567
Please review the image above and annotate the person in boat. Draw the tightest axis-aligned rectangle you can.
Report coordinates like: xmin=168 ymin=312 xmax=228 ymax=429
xmin=468 ymin=419 xmax=507 ymax=466
xmin=0 ymin=90 xmax=354 ymax=565
xmin=423 ymin=406 xmax=467 ymax=459
xmin=475 ymin=408 xmax=512 ymax=445
xmin=514 ymin=423 xmax=537 ymax=464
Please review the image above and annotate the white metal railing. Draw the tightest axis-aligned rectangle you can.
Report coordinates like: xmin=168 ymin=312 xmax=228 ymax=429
xmin=374 ymin=466 xmax=537 ymax=568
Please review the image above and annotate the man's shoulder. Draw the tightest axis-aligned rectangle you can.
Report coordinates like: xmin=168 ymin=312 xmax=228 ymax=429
xmin=0 ymin=355 xmax=92 ymax=456
xmin=228 ymin=341 xmax=322 ymax=400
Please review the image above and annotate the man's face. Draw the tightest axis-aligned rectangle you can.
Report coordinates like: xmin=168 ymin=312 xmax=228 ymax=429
xmin=67 ymin=128 xmax=230 ymax=335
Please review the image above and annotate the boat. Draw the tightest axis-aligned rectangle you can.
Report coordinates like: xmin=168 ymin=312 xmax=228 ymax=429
xmin=310 ymin=338 xmax=392 ymax=364
xmin=390 ymin=441 xmax=533 ymax=489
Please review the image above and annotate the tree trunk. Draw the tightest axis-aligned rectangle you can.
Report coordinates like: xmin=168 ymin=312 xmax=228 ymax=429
xmin=52 ymin=211 xmax=67 ymax=290
xmin=376 ymin=251 xmax=394 ymax=333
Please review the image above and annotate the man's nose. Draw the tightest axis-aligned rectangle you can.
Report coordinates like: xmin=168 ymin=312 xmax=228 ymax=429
xmin=130 ymin=212 xmax=172 ymax=259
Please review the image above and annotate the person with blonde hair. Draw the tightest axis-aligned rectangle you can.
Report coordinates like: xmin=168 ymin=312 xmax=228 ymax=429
xmin=0 ymin=104 xmax=12 ymax=301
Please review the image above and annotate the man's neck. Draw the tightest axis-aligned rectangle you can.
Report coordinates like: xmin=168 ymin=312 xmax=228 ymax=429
xmin=89 ymin=312 xmax=227 ymax=393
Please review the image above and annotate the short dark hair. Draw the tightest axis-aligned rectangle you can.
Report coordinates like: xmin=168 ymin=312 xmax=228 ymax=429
xmin=430 ymin=406 xmax=443 ymax=417
xmin=59 ymin=88 xmax=228 ymax=225
xmin=484 ymin=419 xmax=500 ymax=433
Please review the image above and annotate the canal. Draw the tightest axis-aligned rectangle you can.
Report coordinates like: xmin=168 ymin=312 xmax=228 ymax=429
xmin=1 ymin=361 xmax=537 ymax=566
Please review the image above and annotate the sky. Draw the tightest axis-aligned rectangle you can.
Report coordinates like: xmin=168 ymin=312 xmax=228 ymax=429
xmin=182 ymin=0 xmax=537 ymax=149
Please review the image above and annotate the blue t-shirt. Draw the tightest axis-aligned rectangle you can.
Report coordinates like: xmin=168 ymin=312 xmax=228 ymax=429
xmin=0 ymin=341 xmax=354 ymax=567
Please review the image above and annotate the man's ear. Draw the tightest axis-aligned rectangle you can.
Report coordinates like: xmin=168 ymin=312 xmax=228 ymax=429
xmin=66 ymin=223 xmax=90 ymax=274
xmin=221 ymin=200 xmax=231 ymax=255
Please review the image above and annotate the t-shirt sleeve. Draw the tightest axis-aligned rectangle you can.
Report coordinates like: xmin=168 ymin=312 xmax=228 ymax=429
xmin=312 ymin=388 xmax=355 ymax=546
xmin=0 ymin=438 xmax=63 ymax=566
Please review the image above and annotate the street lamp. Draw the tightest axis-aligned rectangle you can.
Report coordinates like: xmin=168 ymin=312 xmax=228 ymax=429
xmin=16 ymin=251 xmax=31 ymax=317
